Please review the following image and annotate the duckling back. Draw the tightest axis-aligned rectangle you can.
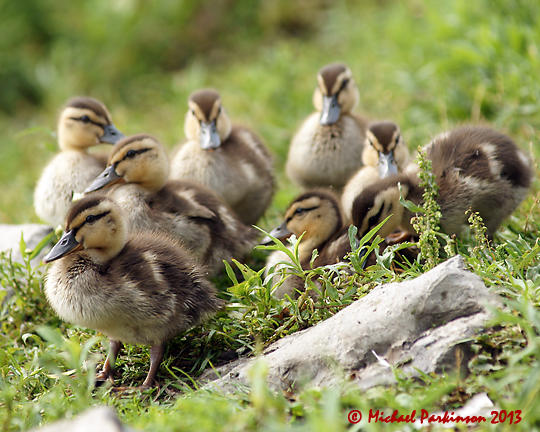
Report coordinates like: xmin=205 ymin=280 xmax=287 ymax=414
xmin=426 ymin=126 xmax=533 ymax=237
xmin=150 ymin=180 xmax=259 ymax=273
xmin=351 ymin=126 xmax=533 ymax=240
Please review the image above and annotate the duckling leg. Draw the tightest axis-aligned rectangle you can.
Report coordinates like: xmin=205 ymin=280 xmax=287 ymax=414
xmin=141 ymin=344 xmax=165 ymax=388
xmin=96 ymin=339 xmax=122 ymax=383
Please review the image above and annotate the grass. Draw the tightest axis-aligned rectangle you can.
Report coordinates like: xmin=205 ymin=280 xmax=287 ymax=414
xmin=1 ymin=0 xmax=540 ymax=431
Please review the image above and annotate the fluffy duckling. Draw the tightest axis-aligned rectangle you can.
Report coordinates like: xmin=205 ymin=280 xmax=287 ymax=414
xmin=169 ymin=89 xmax=275 ymax=225
xmin=43 ymin=196 xmax=221 ymax=388
xmin=34 ymin=97 xmax=123 ymax=227
xmin=265 ymin=190 xmax=352 ymax=298
xmin=342 ymin=121 xmax=413 ymax=220
xmin=286 ymin=63 xmax=368 ymax=190
xmin=352 ymin=126 xmax=533 ymax=239
xmin=85 ymin=134 xmax=257 ymax=275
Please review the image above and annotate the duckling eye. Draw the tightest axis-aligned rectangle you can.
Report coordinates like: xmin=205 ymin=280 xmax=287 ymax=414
xmin=80 ymin=115 xmax=91 ymax=123
xmin=126 ymin=149 xmax=136 ymax=158
xmin=368 ymin=140 xmax=374 ymax=148
xmin=395 ymin=134 xmax=400 ymax=144
xmin=85 ymin=214 xmax=98 ymax=224
xmin=294 ymin=208 xmax=306 ymax=216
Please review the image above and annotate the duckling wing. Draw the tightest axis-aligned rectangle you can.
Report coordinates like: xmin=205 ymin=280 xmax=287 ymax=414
xmin=106 ymin=235 xmax=221 ymax=344
xmin=312 ymin=228 xmax=352 ymax=268
xmin=151 ymin=181 xmax=257 ymax=273
xmin=229 ymin=126 xmax=273 ymax=166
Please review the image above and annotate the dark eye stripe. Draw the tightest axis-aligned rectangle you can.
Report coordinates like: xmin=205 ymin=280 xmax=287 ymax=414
xmin=286 ymin=205 xmax=319 ymax=222
xmin=73 ymin=211 xmax=111 ymax=232
xmin=122 ymin=148 xmax=150 ymax=161
xmin=296 ymin=205 xmax=318 ymax=214
xmin=69 ymin=116 xmax=107 ymax=129
xmin=337 ymin=78 xmax=349 ymax=94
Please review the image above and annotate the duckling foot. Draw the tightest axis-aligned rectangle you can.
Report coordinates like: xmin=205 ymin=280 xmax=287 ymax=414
xmin=141 ymin=344 xmax=165 ymax=388
xmin=110 ymin=384 xmax=156 ymax=394
xmin=108 ymin=345 xmax=164 ymax=394
xmin=95 ymin=339 xmax=122 ymax=386
xmin=94 ymin=371 xmax=114 ymax=387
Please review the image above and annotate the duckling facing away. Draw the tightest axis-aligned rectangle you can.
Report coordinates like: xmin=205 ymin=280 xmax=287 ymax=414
xmin=352 ymin=126 xmax=533 ymax=239
xmin=286 ymin=63 xmax=368 ymax=191
xmin=342 ymin=121 xmax=413 ymax=220
xmin=85 ymin=134 xmax=257 ymax=275
xmin=43 ymin=195 xmax=221 ymax=387
xmin=169 ymin=89 xmax=275 ymax=225
xmin=34 ymin=97 xmax=124 ymax=227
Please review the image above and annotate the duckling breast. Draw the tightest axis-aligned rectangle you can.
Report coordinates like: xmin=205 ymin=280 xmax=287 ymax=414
xmin=35 ymin=151 xmax=105 ymax=226
xmin=45 ymin=255 xmax=118 ymax=331
xmin=287 ymin=113 xmax=366 ymax=189
xmin=170 ymin=141 xmax=243 ymax=203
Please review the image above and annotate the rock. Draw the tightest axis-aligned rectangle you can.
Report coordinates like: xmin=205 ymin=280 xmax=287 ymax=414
xmin=29 ymin=406 xmax=137 ymax=432
xmin=0 ymin=224 xmax=53 ymax=264
xmin=202 ymin=255 xmax=499 ymax=392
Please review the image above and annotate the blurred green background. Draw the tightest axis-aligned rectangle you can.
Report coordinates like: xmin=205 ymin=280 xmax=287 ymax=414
xmin=0 ymin=0 xmax=538 ymax=224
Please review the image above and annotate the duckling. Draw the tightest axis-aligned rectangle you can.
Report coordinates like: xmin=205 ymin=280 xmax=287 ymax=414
xmin=286 ymin=63 xmax=368 ymax=191
xmin=85 ymin=134 xmax=257 ymax=275
xmin=342 ymin=121 xmax=414 ymax=220
xmin=265 ymin=190 xmax=352 ymax=298
xmin=352 ymin=126 xmax=533 ymax=239
xmin=169 ymin=89 xmax=275 ymax=225
xmin=34 ymin=97 xmax=124 ymax=227
xmin=43 ymin=195 xmax=221 ymax=388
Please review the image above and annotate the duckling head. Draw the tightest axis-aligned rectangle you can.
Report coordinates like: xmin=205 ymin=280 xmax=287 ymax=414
xmin=267 ymin=190 xmax=343 ymax=256
xmin=184 ymin=89 xmax=232 ymax=150
xmin=352 ymin=175 xmax=410 ymax=239
xmin=85 ymin=134 xmax=169 ymax=194
xmin=313 ymin=63 xmax=359 ymax=126
xmin=57 ymin=97 xmax=124 ymax=151
xmin=44 ymin=195 xmax=127 ymax=264
xmin=362 ymin=121 xmax=407 ymax=178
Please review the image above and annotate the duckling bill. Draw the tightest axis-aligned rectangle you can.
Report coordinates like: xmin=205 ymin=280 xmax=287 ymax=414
xmin=44 ymin=196 xmax=221 ymax=388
